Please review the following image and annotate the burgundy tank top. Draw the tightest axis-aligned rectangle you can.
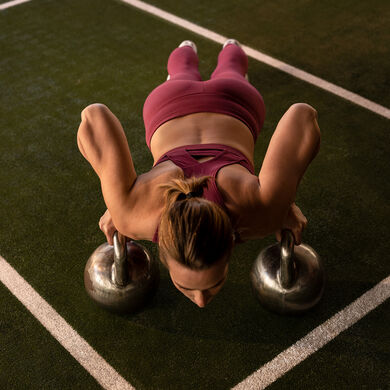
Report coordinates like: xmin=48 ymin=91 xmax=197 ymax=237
xmin=152 ymin=143 xmax=254 ymax=243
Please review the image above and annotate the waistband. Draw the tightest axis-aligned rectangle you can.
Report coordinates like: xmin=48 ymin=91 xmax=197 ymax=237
xmin=144 ymin=87 xmax=265 ymax=149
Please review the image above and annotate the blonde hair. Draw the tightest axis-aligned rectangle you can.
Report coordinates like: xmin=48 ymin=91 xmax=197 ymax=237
xmin=158 ymin=175 xmax=234 ymax=270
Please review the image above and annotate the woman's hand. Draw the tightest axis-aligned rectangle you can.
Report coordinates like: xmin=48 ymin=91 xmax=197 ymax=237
xmin=275 ymin=203 xmax=307 ymax=245
xmin=99 ymin=209 xmax=118 ymax=245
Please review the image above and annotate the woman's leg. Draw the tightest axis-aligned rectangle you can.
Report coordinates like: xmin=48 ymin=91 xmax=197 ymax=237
xmin=207 ymin=41 xmax=264 ymax=140
xmin=167 ymin=46 xmax=202 ymax=81
xmin=210 ymin=43 xmax=248 ymax=81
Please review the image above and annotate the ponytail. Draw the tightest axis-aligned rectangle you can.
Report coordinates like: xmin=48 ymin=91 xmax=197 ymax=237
xmin=161 ymin=175 xmax=209 ymax=206
xmin=158 ymin=175 xmax=234 ymax=270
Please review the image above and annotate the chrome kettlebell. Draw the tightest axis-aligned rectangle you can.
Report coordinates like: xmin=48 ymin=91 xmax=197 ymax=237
xmin=250 ymin=230 xmax=325 ymax=314
xmin=84 ymin=232 xmax=160 ymax=314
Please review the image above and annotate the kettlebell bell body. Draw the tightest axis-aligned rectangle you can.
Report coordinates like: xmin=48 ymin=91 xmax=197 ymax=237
xmin=251 ymin=230 xmax=325 ymax=314
xmin=84 ymin=233 xmax=160 ymax=314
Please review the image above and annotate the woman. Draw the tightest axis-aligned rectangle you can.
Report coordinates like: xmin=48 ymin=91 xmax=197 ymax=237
xmin=77 ymin=39 xmax=320 ymax=308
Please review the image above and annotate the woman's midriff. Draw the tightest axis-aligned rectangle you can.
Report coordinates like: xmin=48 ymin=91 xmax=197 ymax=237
xmin=149 ymin=112 xmax=255 ymax=165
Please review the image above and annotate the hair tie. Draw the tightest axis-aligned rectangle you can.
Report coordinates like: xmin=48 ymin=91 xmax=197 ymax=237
xmin=177 ymin=191 xmax=202 ymax=202
xmin=186 ymin=191 xmax=198 ymax=199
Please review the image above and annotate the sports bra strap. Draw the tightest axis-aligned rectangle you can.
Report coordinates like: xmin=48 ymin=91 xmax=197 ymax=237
xmin=154 ymin=143 xmax=254 ymax=174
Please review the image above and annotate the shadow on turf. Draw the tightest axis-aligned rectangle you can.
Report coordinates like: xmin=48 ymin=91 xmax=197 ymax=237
xmin=114 ymin=270 xmax=373 ymax=347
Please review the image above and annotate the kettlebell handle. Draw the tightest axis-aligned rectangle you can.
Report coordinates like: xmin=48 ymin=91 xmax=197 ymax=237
xmin=279 ymin=229 xmax=295 ymax=288
xmin=113 ymin=231 xmax=128 ymax=287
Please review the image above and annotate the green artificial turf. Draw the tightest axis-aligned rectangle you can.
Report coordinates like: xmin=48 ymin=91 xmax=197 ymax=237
xmin=0 ymin=284 xmax=101 ymax=389
xmin=0 ymin=0 xmax=389 ymax=389
xmin=145 ymin=0 xmax=390 ymax=108
xmin=269 ymin=300 xmax=390 ymax=389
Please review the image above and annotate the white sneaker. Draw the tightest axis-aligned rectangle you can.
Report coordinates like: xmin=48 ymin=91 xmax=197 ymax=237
xmin=178 ymin=40 xmax=197 ymax=53
xmin=223 ymin=39 xmax=242 ymax=49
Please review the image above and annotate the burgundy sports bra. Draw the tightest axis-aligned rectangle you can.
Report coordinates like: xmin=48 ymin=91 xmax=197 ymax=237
xmin=152 ymin=143 xmax=255 ymax=243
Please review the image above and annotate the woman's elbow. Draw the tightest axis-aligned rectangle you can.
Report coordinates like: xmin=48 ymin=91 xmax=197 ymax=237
xmin=78 ymin=103 xmax=122 ymax=150
xmin=289 ymin=103 xmax=321 ymax=158
xmin=77 ymin=104 xmax=110 ymax=157
xmin=288 ymin=103 xmax=318 ymax=120
xmin=80 ymin=103 xmax=109 ymax=123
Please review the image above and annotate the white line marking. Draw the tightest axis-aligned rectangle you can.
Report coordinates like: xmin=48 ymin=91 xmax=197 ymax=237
xmin=0 ymin=261 xmax=389 ymax=390
xmin=0 ymin=0 xmax=32 ymax=10
xmin=1 ymin=0 xmax=388 ymax=386
xmin=119 ymin=0 xmax=390 ymax=120
xmin=232 ymin=275 xmax=390 ymax=389
xmin=0 ymin=255 xmax=135 ymax=390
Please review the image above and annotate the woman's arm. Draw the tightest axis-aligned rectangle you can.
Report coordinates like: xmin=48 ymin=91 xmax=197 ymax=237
xmin=258 ymin=103 xmax=321 ymax=237
xmin=77 ymin=103 xmax=137 ymax=234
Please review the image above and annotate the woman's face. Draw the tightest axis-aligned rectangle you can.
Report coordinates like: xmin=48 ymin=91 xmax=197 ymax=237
xmin=165 ymin=257 xmax=229 ymax=308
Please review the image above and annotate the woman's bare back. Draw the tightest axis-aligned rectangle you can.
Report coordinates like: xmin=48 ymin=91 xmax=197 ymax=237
xmin=150 ymin=112 xmax=255 ymax=164
xmin=124 ymin=112 xmax=262 ymax=241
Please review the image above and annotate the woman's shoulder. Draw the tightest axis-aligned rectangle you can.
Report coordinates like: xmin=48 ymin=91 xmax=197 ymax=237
xmin=120 ymin=162 xmax=182 ymax=240
xmin=217 ymin=165 xmax=270 ymax=240
xmin=218 ymin=164 xmax=260 ymax=206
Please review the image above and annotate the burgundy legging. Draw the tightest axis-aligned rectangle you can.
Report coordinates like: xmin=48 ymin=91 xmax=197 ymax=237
xmin=143 ymin=44 xmax=265 ymax=148
xmin=167 ymin=43 xmax=248 ymax=81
